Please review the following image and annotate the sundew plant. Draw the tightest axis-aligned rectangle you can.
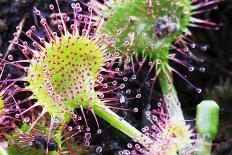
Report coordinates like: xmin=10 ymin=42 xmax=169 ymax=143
xmin=0 ymin=0 xmax=222 ymax=155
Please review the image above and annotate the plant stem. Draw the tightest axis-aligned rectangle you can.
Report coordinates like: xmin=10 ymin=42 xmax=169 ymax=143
xmin=93 ymin=104 xmax=154 ymax=148
xmin=158 ymin=62 xmax=185 ymax=120
xmin=0 ymin=145 xmax=8 ymax=155
xmin=158 ymin=62 xmax=191 ymax=153
xmin=194 ymin=135 xmax=212 ymax=155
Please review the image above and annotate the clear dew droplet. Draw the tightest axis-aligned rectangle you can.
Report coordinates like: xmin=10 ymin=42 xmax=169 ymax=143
xmin=152 ymin=115 xmax=157 ymax=121
xmin=201 ymin=45 xmax=209 ymax=51
xmin=23 ymin=117 xmax=30 ymax=123
xmin=123 ymin=77 xmax=128 ymax=81
xmin=85 ymin=141 xmax=90 ymax=146
xmin=66 ymin=16 xmax=70 ymax=21
xmin=142 ymin=127 xmax=146 ymax=133
xmin=135 ymin=144 xmax=140 ymax=149
xmin=77 ymin=7 xmax=82 ymax=12
xmin=133 ymin=108 xmax=138 ymax=113
xmin=144 ymin=126 xmax=149 ymax=130
xmin=132 ymin=138 xmax=138 ymax=143
xmin=97 ymin=129 xmax=102 ymax=134
xmin=199 ymin=67 xmax=205 ymax=73
xmin=120 ymin=84 xmax=125 ymax=89
xmin=183 ymin=47 xmax=189 ymax=52
xmin=188 ymin=66 xmax=194 ymax=72
xmin=86 ymin=127 xmax=90 ymax=132
xmin=73 ymin=114 xmax=77 ymax=119
xmin=49 ymin=4 xmax=54 ymax=10
xmin=85 ymin=133 xmax=91 ymax=140
xmin=120 ymin=95 xmax=125 ymax=103
xmin=131 ymin=150 xmax=137 ymax=155
xmin=123 ymin=150 xmax=130 ymax=154
xmin=145 ymin=132 xmax=150 ymax=137
xmin=8 ymin=55 xmax=13 ymax=61
xmin=71 ymin=3 xmax=76 ymax=9
xmin=127 ymin=143 xmax=132 ymax=148
xmin=103 ymin=83 xmax=108 ymax=88
xmin=68 ymin=126 xmax=73 ymax=131
xmin=28 ymin=141 xmax=33 ymax=146
xmin=15 ymin=114 xmax=20 ymax=118
xmin=76 ymin=125 xmax=80 ymax=130
xmin=136 ymin=94 xmax=141 ymax=98
xmin=191 ymin=43 xmax=196 ymax=48
xmin=132 ymin=75 xmax=136 ymax=80
xmin=119 ymin=117 xmax=124 ymax=121
xmin=112 ymin=80 xmax=117 ymax=86
xmin=196 ymin=88 xmax=202 ymax=94
xmin=96 ymin=146 xmax=102 ymax=153
xmin=140 ymin=148 xmax=146 ymax=154
xmin=126 ymin=89 xmax=131 ymax=94
xmin=78 ymin=116 xmax=82 ymax=120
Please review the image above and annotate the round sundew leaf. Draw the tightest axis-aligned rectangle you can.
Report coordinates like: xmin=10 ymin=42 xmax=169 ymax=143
xmin=97 ymin=0 xmax=192 ymax=60
xmin=25 ymin=35 xmax=105 ymax=122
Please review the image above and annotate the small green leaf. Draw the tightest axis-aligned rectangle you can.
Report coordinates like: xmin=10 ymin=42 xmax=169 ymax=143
xmin=196 ymin=100 xmax=220 ymax=140
xmin=54 ymin=131 xmax=62 ymax=149
xmin=7 ymin=145 xmax=44 ymax=155
xmin=7 ymin=145 xmax=59 ymax=155
xmin=20 ymin=123 xmax=30 ymax=132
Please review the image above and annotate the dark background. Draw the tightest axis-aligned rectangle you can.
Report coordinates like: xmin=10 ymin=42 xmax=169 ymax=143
xmin=0 ymin=0 xmax=232 ymax=154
